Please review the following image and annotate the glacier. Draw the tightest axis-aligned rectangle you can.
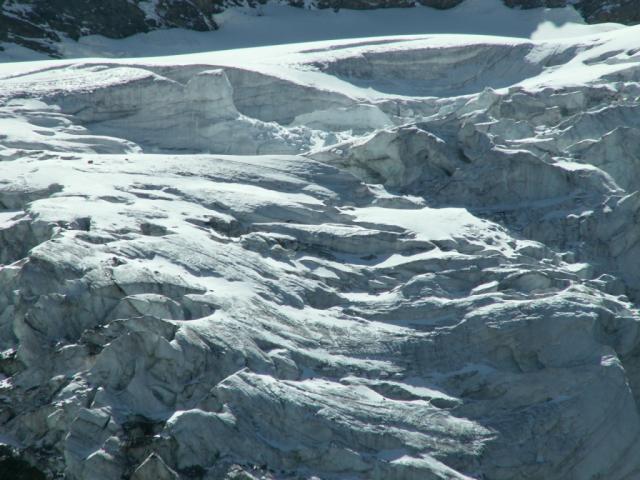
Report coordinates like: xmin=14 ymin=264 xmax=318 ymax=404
xmin=1 ymin=13 xmax=640 ymax=480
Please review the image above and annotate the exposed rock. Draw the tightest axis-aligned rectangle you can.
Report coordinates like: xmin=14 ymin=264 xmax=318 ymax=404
xmin=0 ymin=445 xmax=47 ymax=480
xmin=577 ymin=0 xmax=640 ymax=25
xmin=0 ymin=0 xmax=220 ymax=57
xmin=419 ymin=0 xmax=465 ymax=8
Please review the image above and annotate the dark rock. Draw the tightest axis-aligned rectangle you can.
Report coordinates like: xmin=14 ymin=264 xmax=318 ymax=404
xmin=503 ymin=0 xmax=640 ymax=25
xmin=576 ymin=0 xmax=640 ymax=25
xmin=156 ymin=0 xmax=222 ymax=30
xmin=0 ymin=0 xmax=220 ymax=57
xmin=316 ymin=0 xmax=415 ymax=10
xmin=0 ymin=445 xmax=47 ymax=480
xmin=23 ymin=0 xmax=150 ymax=40
xmin=503 ymin=0 xmax=569 ymax=8
xmin=418 ymin=0 xmax=465 ymax=8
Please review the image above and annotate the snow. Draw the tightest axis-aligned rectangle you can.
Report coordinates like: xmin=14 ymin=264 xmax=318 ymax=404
xmin=1 ymin=2 xmax=640 ymax=479
xmin=351 ymin=206 xmax=491 ymax=241
xmin=1 ymin=21 xmax=637 ymax=111
xmin=0 ymin=0 xmax=626 ymax=66
xmin=58 ymin=0 xmax=621 ymax=60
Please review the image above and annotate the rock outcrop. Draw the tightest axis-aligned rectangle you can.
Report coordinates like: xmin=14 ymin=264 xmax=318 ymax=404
xmin=0 ymin=0 xmax=221 ymax=56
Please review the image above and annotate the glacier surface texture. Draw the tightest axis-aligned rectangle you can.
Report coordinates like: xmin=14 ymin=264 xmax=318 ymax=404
xmin=2 ymin=20 xmax=640 ymax=480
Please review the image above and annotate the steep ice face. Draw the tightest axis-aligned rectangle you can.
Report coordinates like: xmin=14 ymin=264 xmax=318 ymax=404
xmin=313 ymin=41 xmax=554 ymax=97
xmin=2 ymin=28 xmax=640 ymax=480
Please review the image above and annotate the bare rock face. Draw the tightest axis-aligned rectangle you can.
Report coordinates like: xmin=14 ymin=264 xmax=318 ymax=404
xmin=418 ymin=0 xmax=465 ymax=8
xmin=577 ymin=0 xmax=640 ymax=24
xmin=503 ymin=0 xmax=571 ymax=8
xmin=315 ymin=0 xmax=463 ymax=9
xmin=504 ymin=0 xmax=640 ymax=25
xmin=0 ymin=0 xmax=220 ymax=56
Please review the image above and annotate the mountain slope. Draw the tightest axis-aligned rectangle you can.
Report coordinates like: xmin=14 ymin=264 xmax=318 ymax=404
xmin=0 ymin=0 xmax=639 ymax=57
xmin=2 ymin=25 xmax=640 ymax=479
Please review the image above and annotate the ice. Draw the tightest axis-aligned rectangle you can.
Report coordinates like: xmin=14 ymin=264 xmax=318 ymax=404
xmin=1 ymin=7 xmax=640 ymax=480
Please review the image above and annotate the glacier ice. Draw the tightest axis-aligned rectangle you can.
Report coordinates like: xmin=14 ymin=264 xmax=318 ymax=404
xmin=2 ymin=28 xmax=640 ymax=480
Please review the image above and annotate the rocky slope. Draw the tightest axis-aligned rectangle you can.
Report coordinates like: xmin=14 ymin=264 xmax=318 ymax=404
xmin=1 ymin=26 xmax=640 ymax=479
xmin=0 ymin=0 xmax=640 ymax=57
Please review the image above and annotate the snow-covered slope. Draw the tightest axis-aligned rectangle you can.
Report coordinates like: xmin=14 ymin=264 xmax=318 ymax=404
xmin=0 ymin=0 xmax=630 ymax=61
xmin=0 ymin=0 xmax=639 ymax=59
xmin=2 ymin=14 xmax=640 ymax=480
